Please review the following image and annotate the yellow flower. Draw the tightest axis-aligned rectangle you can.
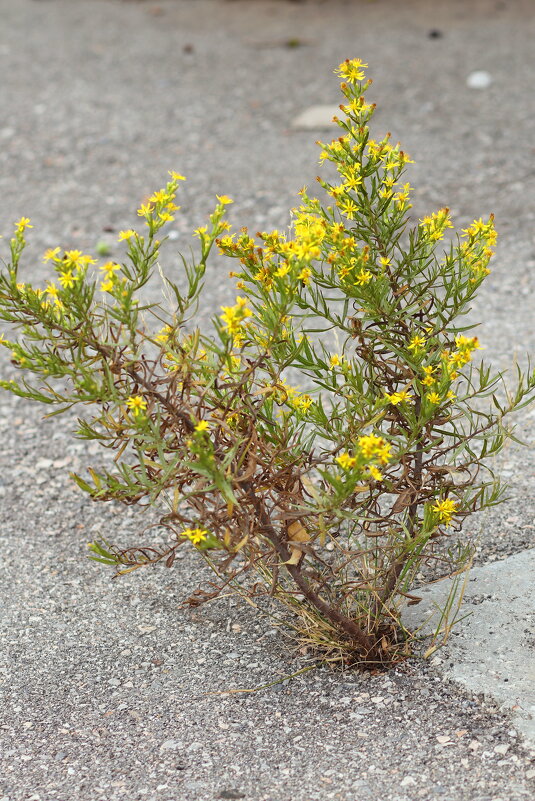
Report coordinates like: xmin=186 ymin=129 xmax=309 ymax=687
xmin=407 ymin=335 xmax=426 ymax=353
xmin=367 ymin=465 xmax=383 ymax=482
xmin=432 ymin=498 xmax=457 ymax=524
xmin=336 ymin=452 xmax=357 ymax=470
xmin=291 ymin=393 xmax=313 ymax=413
xmin=182 ymin=527 xmax=208 ymax=545
xmin=158 ymin=211 xmax=174 ymax=223
xmin=455 ymin=335 xmax=481 ymax=353
xmin=137 ymin=202 xmax=154 ymax=217
xmin=43 ymin=247 xmax=61 ymax=263
xmin=338 ymin=198 xmax=358 ymax=219
xmin=155 ymin=325 xmax=174 ymax=344
xmin=118 ymin=230 xmax=136 ymax=241
xmin=58 ymin=270 xmax=76 ymax=289
xmin=100 ymin=279 xmax=115 ymax=293
xmin=427 ymin=392 xmax=441 ymax=405
xmin=449 ymin=350 xmax=469 ymax=367
xmin=15 ymin=217 xmax=32 ymax=233
xmin=168 ymin=171 xmax=186 ymax=181
xmin=216 ymin=195 xmax=233 ymax=205
xmin=419 ymin=208 xmax=453 ymax=242
xmin=385 ymin=390 xmax=413 ymax=405
xmin=220 ymin=297 xmax=252 ymax=340
xmin=355 ymin=269 xmax=372 ymax=286
xmin=126 ymin=395 xmax=147 ymax=416
xmin=275 ymin=262 xmax=291 ymax=278
xmin=330 ymin=354 xmax=341 ymax=367
xmin=194 ymin=420 xmax=210 ymax=433
xmin=149 ymin=189 xmax=168 ymax=204
xmin=60 ymin=250 xmax=95 ymax=270
xmin=99 ymin=261 xmax=122 ymax=276
xmin=162 ymin=352 xmax=182 ymax=372
xmin=342 ymin=175 xmax=362 ymax=191
xmin=462 ymin=217 xmax=493 ymax=238
xmin=384 ymin=158 xmax=401 ymax=172
xmin=298 ymin=267 xmax=312 ymax=285
xmin=335 ymin=58 xmax=368 ymax=83
xmin=358 ymin=434 xmax=392 ymax=464
xmin=393 ymin=183 xmax=412 ymax=206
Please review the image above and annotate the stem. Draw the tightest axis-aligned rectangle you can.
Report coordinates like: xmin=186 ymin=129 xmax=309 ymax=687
xmin=377 ymin=396 xmax=424 ymax=610
xmin=244 ymin=484 xmax=377 ymax=656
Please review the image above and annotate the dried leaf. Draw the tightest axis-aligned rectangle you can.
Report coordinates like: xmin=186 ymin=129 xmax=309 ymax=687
xmin=233 ymin=534 xmax=249 ymax=553
xmin=391 ymin=490 xmax=414 ymax=514
xmin=287 ymin=520 xmax=309 ymax=543
xmin=284 ymin=546 xmax=303 ymax=566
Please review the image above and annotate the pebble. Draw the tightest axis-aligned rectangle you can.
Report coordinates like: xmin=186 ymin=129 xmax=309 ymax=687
xmin=35 ymin=458 xmax=53 ymax=470
xmin=467 ymin=70 xmax=493 ymax=89
xmin=160 ymin=739 xmax=182 ymax=751
xmin=291 ymin=105 xmax=340 ymax=130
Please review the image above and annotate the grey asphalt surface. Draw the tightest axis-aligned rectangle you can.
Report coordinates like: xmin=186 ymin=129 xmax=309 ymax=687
xmin=0 ymin=1 xmax=534 ymax=800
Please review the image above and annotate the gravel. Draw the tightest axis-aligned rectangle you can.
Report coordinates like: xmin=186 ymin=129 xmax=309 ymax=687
xmin=0 ymin=1 xmax=534 ymax=799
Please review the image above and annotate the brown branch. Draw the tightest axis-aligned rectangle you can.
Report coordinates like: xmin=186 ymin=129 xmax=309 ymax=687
xmin=243 ymin=483 xmax=377 ymax=656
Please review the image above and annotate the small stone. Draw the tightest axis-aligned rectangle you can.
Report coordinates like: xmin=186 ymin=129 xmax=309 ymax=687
xmin=466 ymin=70 xmax=493 ymax=89
xmin=291 ymin=105 xmax=340 ymax=130
xmin=53 ymin=456 xmax=71 ymax=468
xmin=108 ymin=678 xmax=121 ymax=687
xmin=401 ymin=776 xmax=416 ymax=787
xmin=160 ymin=739 xmax=182 ymax=751
xmin=526 ymin=768 xmax=535 ymax=779
xmin=468 ymin=739 xmax=481 ymax=751
xmin=218 ymin=791 xmax=246 ymax=800
xmin=187 ymin=741 xmax=203 ymax=752
xmin=494 ymin=743 xmax=509 ymax=755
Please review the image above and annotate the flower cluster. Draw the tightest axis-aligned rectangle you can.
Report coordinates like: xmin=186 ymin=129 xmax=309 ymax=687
xmin=336 ymin=433 xmax=392 ymax=483
xmin=219 ymin=296 xmax=252 ymax=345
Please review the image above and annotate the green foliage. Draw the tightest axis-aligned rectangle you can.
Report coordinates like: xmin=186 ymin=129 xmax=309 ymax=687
xmin=1 ymin=61 xmax=534 ymax=667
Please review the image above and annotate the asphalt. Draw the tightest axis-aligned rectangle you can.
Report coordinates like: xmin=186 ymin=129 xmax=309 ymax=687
xmin=0 ymin=2 xmax=534 ymax=800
